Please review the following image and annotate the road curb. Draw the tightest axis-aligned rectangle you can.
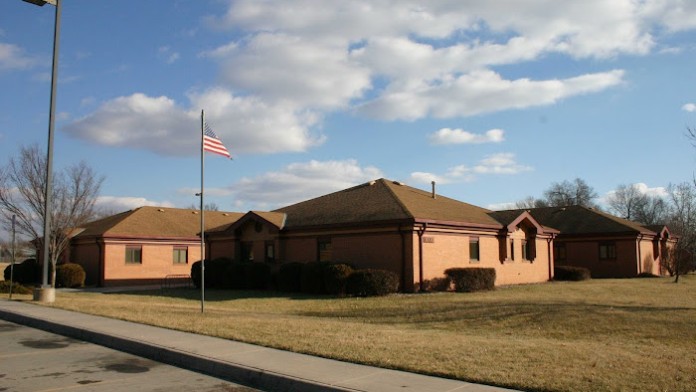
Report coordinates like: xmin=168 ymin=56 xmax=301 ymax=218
xmin=0 ymin=305 xmax=358 ymax=392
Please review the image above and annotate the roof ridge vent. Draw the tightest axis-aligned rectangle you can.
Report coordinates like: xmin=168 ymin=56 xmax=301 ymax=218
xmin=157 ymin=208 xmax=165 ymax=212
xmin=393 ymin=181 xmax=404 ymax=186
xmin=368 ymin=180 xmax=376 ymax=186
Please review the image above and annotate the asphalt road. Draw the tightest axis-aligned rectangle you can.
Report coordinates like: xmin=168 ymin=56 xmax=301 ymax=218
xmin=0 ymin=319 xmax=261 ymax=392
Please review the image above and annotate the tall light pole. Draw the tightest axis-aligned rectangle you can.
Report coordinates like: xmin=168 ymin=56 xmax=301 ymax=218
xmin=23 ymin=0 xmax=60 ymax=302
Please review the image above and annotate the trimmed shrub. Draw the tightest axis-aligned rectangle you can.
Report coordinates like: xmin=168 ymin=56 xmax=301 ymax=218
xmin=637 ymin=272 xmax=659 ymax=278
xmin=554 ymin=266 xmax=591 ymax=281
xmin=244 ymin=262 xmax=271 ymax=290
xmin=346 ymin=269 xmax=399 ymax=297
xmin=301 ymin=261 xmax=329 ymax=294
xmin=422 ymin=276 xmax=452 ymax=292
xmin=191 ymin=260 xmax=202 ymax=288
xmin=3 ymin=259 xmax=41 ymax=285
xmin=55 ymin=263 xmax=86 ymax=288
xmin=191 ymin=258 xmax=234 ymax=288
xmin=0 ymin=281 xmax=33 ymax=294
xmin=208 ymin=258 xmax=233 ymax=288
xmin=225 ymin=260 xmax=249 ymax=289
xmin=277 ymin=262 xmax=304 ymax=292
xmin=444 ymin=268 xmax=496 ymax=292
xmin=323 ymin=263 xmax=353 ymax=296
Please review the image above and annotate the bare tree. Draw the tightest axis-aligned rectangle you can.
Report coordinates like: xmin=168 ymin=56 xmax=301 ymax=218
xmin=514 ymin=196 xmax=548 ymax=209
xmin=186 ymin=202 xmax=220 ymax=211
xmin=0 ymin=144 xmax=104 ymax=287
xmin=664 ymin=182 xmax=696 ymax=282
xmin=543 ymin=178 xmax=598 ymax=207
xmin=607 ymin=184 xmax=668 ymax=224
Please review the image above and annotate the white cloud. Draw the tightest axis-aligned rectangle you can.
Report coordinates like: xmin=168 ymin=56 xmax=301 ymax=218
xmin=0 ymin=42 xmax=35 ymax=71
xmin=410 ymin=172 xmax=456 ymax=185
xmin=229 ymin=159 xmax=383 ymax=209
xmin=62 ymin=90 xmax=324 ymax=156
xmin=96 ymin=196 xmax=175 ymax=213
xmin=683 ymin=103 xmax=696 ymax=112
xmin=203 ymin=33 xmax=371 ymax=109
xmin=194 ymin=1 xmax=665 ymax=125
xmin=486 ymin=202 xmax=518 ymax=211
xmin=158 ymin=46 xmax=180 ymax=64
xmin=429 ymin=128 xmax=504 ymax=145
xmin=358 ymin=69 xmax=624 ymax=120
xmin=410 ymin=153 xmax=532 ymax=184
xmin=67 ymin=1 xmax=693 ymax=154
xmin=472 ymin=153 xmax=533 ymax=174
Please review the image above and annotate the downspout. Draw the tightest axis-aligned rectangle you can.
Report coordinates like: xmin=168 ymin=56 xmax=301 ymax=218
xmin=636 ymin=235 xmax=643 ymax=275
xmin=417 ymin=223 xmax=427 ymax=292
xmin=547 ymin=236 xmax=554 ymax=281
xmin=97 ymin=238 xmax=104 ymax=287
xmin=399 ymin=224 xmax=406 ymax=292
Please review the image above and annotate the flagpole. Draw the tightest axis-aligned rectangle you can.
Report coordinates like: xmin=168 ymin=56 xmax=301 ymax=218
xmin=200 ymin=109 xmax=205 ymax=313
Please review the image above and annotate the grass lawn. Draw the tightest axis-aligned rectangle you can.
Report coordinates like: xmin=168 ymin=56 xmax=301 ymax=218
xmin=37 ymin=276 xmax=696 ymax=391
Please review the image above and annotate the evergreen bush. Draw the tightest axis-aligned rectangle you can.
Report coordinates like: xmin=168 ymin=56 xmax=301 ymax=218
xmin=3 ymin=259 xmax=40 ymax=285
xmin=346 ymin=269 xmax=399 ymax=297
xmin=55 ymin=263 xmax=86 ymax=288
xmin=244 ymin=262 xmax=271 ymax=290
xmin=444 ymin=268 xmax=496 ymax=292
xmin=554 ymin=265 xmax=591 ymax=281
xmin=300 ymin=261 xmax=329 ymax=294
xmin=323 ymin=263 xmax=353 ymax=296
xmin=422 ymin=276 xmax=452 ymax=292
xmin=225 ymin=260 xmax=249 ymax=289
xmin=191 ymin=260 xmax=202 ymax=288
xmin=277 ymin=262 xmax=304 ymax=292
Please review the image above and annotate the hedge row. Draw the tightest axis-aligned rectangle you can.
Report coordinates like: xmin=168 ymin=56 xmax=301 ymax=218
xmin=191 ymin=259 xmax=399 ymax=297
xmin=554 ymin=265 xmax=591 ymax=281
xmin=191 ymin=258 xmax=271 ymax=290
xmin=2 ymin=259 xmax=85 ymax=288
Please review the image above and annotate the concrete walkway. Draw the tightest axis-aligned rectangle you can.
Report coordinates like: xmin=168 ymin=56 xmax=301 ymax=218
xmin=0 ymin=299 xmax=517 ymax=392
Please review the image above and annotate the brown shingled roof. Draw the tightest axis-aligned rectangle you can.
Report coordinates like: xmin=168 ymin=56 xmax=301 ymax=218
xmin=74 ymin=206 xmax=244 ymax=239
xmin=495 ymin=205 xmax=657 ymax=236
xmin=274 ymin=178 xmax=502 ymax=229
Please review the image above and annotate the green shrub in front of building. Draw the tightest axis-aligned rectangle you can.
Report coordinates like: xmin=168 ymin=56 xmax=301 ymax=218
xmin=276 ymin=262 xmax=304 ymax=292
xmin=554 ymin=265 xmax=591 ymax=281
xmin=322 ymin=263 xmax=353 ymax=296
xmin=55 ymin=263 xmax=86 ymax=288
xmin=444 ymin=267 xmax=496 ymax=292
xmin=3 ymin=258 xmax=40 ymax=285
xmin=346 ymin=269 xmax=399 ymax=297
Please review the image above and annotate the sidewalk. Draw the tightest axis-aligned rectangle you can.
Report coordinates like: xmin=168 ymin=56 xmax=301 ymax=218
xmin=0 ymin=299 xmax=517 ymax=392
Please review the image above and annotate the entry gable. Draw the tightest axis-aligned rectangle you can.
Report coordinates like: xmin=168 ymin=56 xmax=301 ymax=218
xmin=489 ymin=210 xmax=556 ymax=236
xmin=224 ymin=211 xmax=286 ymax=236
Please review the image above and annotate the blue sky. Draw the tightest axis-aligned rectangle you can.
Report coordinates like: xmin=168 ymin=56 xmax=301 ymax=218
xmin=2 ymin=1 xmax=696 ymax=223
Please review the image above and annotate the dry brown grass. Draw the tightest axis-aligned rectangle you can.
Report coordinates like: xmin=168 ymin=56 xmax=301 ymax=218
xmin=43 ymin=276 xmax=696 ymax=392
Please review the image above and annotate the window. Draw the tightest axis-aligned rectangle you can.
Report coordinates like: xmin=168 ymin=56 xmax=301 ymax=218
xmin=265 ymin=241 xmax=275 ymax=263
xmin=599 ymin=242 xmax=616 ymax=260
xmin=554 ymin=243 xmax=567 ymax=261
xmin=241 ymin=241 xmax=254 ymax=262
xmin=318 ymin=239 xmax=332 ymax=262
xmin=125 ymin=246 xmax=142 ymax=264
xmin=469 ymin=237 xmax=480 ymax=263
xmin=510 ymin=239 xmax=515 ymax=261
xmin=173 ymin=246 xmax=188 ymax=264
xmin=522 ymin=240 xmax=534 ymax=260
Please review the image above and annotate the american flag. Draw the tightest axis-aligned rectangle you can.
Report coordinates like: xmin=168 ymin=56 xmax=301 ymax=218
xmin=203 ymin=122 xmax=232 ymax=159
